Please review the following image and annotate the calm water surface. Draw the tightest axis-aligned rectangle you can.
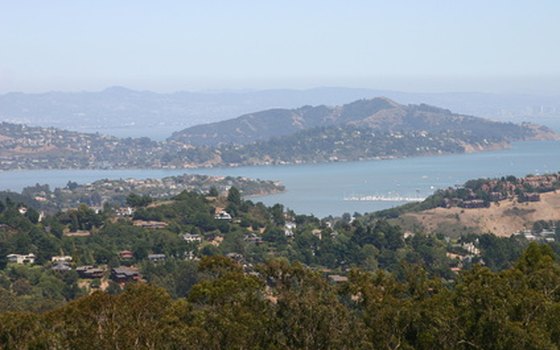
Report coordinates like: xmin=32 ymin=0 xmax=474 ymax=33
xmin=0 ymin=141 xmax=559 ymax=218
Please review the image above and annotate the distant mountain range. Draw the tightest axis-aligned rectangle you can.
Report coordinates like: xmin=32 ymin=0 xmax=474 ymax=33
xmin=1 ymin=87 xmax=559 ymax=139
xmin=0 ymin=97 xmax=557 ymax=170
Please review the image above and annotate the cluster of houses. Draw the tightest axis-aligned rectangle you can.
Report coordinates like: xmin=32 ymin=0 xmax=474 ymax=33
xmin=446 ymin=240 xmax=484 ymax=273
xmin=4 ymin=249 xmax=174 ymax=285
xmin=442 ymin=173 xmax=560 ymax=209
xmin=515 ymin=226 xmax=557 ymax=243
xmin=128 ymin=208 xmax=233 ymax=231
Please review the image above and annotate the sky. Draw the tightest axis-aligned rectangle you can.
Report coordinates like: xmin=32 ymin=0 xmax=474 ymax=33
xmin=1 ymin=0 xmax=560 ymax=94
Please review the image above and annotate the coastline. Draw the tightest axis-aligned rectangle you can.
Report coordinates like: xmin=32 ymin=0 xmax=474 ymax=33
xmin=0 ymin=139 xmax=529 ymax=172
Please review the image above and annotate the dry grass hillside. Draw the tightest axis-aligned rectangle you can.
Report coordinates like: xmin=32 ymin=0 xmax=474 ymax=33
xmin=400 ymin=190 xmax=560 ymax=237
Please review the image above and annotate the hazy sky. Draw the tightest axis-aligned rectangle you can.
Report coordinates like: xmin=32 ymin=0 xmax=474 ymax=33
xmin=1 ymin=0 xmax=559 ymax=94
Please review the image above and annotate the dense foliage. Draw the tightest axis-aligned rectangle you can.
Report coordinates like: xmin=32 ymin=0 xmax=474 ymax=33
xmin=0 ymin=186 xmax=545 ymax=313
xmin=3 ymin=246 xmax=560 ymax=349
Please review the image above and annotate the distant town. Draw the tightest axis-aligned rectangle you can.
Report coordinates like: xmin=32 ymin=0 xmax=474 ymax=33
xmin=7 ymin=173 xmax=285 ymax=212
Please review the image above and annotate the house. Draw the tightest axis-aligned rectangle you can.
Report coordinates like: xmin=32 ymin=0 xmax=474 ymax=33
xmin=7 ymin=253 xmax=36 ymax=265
xmin=182 ymin=233 xmax=202 ymax=243
xmin=450 ymin=267 xmax=463 ymax=274
xmin=284 ymin=229 xmax=295 ymax=237
xmin=311 ymin=229 xmax=323 ymax=240
xmin=76 ymin=266 xmax=105 ymax=279
xmin=284 ymin=222 xmax=297 ymax=237
xmin=115 ymin=207 xmax=135 ymax=217
xmin=185 ymin=251 xmax=196 ymax=260
xmin=214 ymin=210 xmax=232 ymax=220
xmin=111 ymin=266 xmax=141 ymax=283
xmin=461 ymin=242 xmax=481 ymax=256
xmin=244 ymin=233 xmax=263 ymax=245
xmin=148 ymin=254 xmax=166 ymax=262
xmin=51 ymin=255 xmax=73 ymax=263
xmin=119 ymin=250 xmax=134 ymax=260
xmin=64 ymin=230 xmax=91 ymax=237
xmin=132 ymin=220 xmax=168 ymax=229
xmin=226 ymin=252 xmax=244 ymax=261
xmin=541 ymin=229 xmax=556 ymax=237
xmin=460 ymin=200 xmax=487 ymax=209
xmin=51 ymin=261 xmax=72 ymax=272
xmin=17 ymin=207 xmax=28 ymax=215
xmin=328 ymin=275 xmax=349 ymax=283
xmin=489 ymin=192 xmax=506 ymax=201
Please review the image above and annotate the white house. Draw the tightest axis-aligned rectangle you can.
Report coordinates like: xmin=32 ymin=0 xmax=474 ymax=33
xmin=116 ymin=207 xmax=135 ymax=217
xmin=51 ymin=255 xmax=73 ymax=263
xmin=461 ymin=242 xmax=481 ymax=256
xmin=7 ymin=253 xmax=36 ymax=264
xmin=284 ymin=222 xmax=297 ymax=237
xmin=214 ymin=210 xmax=232 ymax=220
xmin=183 ymin=233 xmax=202 ymax=243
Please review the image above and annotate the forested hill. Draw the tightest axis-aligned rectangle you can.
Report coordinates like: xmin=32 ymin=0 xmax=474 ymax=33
xmin=169 ymin=97 xmax=558 ymax=146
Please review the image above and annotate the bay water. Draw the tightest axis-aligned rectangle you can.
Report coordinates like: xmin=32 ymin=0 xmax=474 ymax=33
xmin=0 ymin=141 xmax=559 ymax=218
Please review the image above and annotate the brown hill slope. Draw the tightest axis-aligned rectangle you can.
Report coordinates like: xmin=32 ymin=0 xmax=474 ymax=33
xmin=400 ymin=191 xmax=560 ymax=237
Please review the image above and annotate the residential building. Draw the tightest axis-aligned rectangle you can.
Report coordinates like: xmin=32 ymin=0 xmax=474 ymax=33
xmin=76 ymin=265 xmax=105 ymax=279
xmin=214 ymin=209 xmax=232 ymax=220
xmin=111 ymin=266 xmax=141 ymax=283
xmin=51 ymin=261 xmax=72 ymax=272
xmin=51 ymin=255 xmax=73 ymax=263
xmin=148 ymin=254 xmax=166 ymax=262
xmin=119 ymin=250 xmax=134 ymax=260
xmin=182 ymin=233 xmax=202 ymax=243
xmin=7 ymin=253 xmax=36 ymax=265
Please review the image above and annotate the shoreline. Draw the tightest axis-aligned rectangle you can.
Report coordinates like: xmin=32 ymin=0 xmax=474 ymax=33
xmin=1 ymin=139 xmax=547 ymax=172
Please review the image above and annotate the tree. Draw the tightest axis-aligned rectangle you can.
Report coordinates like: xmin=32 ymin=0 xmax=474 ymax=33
xmin=188 ymin=256 xmax=272 ymax=348
xmin=270 ymin=203 xmax=285 ymax=226
xmin=227 ymin=187 xmax=241 ymax=206
xmin=24 ymin=208 xmax=40 ymax=224
xmin=66 ymin=181 xmax=79 ymax=190
xmin=263 ymin=260 xmax=369 ymax=349
xmin=208 ymin=187 xmax=219 ymax=197
xmin=126 ymin=193 xmax=153 ymax=208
